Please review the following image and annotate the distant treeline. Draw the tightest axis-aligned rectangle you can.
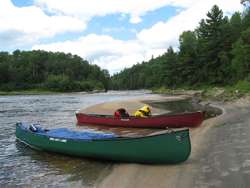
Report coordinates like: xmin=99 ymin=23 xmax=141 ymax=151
xmin=111 ymin=5 xmax=250 ymax=90
xmin=1 ymin=5 xmax=249 ymax=93
xmin=0 ymin=50 xmax=110 ymax=92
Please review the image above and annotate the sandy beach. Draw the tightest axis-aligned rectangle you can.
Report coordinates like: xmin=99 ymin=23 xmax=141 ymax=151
xmin=78 ymin=94 xmax=188 ymax=115
xmin=79 ymin=94 xmax=250 ymax=188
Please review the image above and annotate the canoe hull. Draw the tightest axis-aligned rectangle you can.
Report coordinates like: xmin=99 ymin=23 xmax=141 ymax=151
xmin=76 ymin=111 xmax=204 ymax=128
xmin=16 ymin=123 xmax=191 ymax=164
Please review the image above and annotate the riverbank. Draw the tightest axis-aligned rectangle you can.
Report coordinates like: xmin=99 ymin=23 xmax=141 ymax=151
xmin=0 ymin=89 xmax=105 ymax=96
xmin=78 ymin=94 xmax=189 ymax=115
xmin=80 ymin=93 xmax=250 ymax=188
xmin=0 ymin=90 xmax=58 ymax=95
xmin=153 ymin=86 xmax=250 ymax=102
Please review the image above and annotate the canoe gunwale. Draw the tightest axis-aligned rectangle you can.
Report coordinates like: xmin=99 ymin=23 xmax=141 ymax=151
xmin=16 ymin=123 xmax=189 ymax=142
xmin=76 ymin=110 xmax=205 ymax=119
xmin=15 ymin=122 xmax=191 ymax=164
xmin=76 ymin=111 xmax=205 ymax=128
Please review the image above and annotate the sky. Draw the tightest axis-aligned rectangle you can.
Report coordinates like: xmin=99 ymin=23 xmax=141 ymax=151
xmin=0 ymin=0 xmax=244 ymax=74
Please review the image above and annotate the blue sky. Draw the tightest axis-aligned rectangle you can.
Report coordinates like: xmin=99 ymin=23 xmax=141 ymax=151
xmin=0 ymin=0 xmax=243 ymax=74
xmin=12 ymin=0 xmax=179 ymax=43
xmin=84 ymin=6 xmax=178 ymax=40
xmin=12 ymin=0 xmax=33 ymax=7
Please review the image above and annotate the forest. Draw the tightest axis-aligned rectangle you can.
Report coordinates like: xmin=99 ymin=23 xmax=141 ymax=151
xmin=111 ymin=4 xmax=250 ymax=92
xmin=0 ymin=50 xmax=110 ymax=92
xmin=0 ymin=3 xmax=249 ymax=93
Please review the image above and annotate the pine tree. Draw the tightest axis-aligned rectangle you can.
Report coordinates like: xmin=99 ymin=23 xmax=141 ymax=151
xmin=178 ymin=31 xmax=199 ymax=85
xmin=232 ymin=28 xmax=250 ymax=81
xmin=196 ymin=5 xmax=230 ymax=84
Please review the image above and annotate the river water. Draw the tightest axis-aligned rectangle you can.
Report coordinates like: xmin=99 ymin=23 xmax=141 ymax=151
xmin=0 ymin=90 xmax=156 ymax=188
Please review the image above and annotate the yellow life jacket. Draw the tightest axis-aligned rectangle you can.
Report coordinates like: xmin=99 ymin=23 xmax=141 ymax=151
xmin=134 ymin=105 xmax=151 ymax=117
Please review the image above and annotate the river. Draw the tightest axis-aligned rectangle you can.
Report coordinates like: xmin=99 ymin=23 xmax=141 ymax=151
xmin=0 ymin=90 xmax=155 ymax=188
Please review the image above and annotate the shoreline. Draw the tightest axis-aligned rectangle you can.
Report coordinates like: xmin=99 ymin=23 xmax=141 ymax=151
xmin=92 ymin=94 xmax=209 ymax=188
xmin=0 ymin=90 xmax=106 ymax=96
xmin=78 ymin=94 xmax=190 ymax=115
xmin=84 ymin=94 xmax=250 ymax=188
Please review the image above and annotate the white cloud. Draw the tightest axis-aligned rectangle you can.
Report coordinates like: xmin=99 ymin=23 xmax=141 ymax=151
xmin=35 ymin=0 xmax=196 ymax=24
xmin=33 ymin=1 xmax=243 ymax=74
xmin=32 ymin=34 xmax=148 ymax=74
xmin=137 ymin=0 xmax=243 ymax=49
xmin=130 ymin=15 xmax=142 ymax=24
xmin=1 ymin=0 xmax=243 ymax=74
xmin=0 ymin=0 xmax=85 ymax=48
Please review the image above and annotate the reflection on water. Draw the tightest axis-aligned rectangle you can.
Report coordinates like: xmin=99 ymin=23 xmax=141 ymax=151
xmin=149 ymin=98 xmax=222 ymax=118
xmin=150 ymin=99 xmax=199 ymax=113
xmin=0 ymin=91 xmax=152 ymax=187
xmin=13 ymin=142 xmax=110 ymax=187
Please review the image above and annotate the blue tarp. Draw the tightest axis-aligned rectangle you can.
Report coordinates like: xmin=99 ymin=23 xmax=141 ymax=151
xmin=24 ymin=123 xmax=117 ymax=140
xmin=43 ymin=128 xmax=117 ymax=140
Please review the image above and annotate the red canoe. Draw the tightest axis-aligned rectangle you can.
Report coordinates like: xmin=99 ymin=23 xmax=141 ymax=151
xmin=75 ymin=111 xmax=205 ymax=128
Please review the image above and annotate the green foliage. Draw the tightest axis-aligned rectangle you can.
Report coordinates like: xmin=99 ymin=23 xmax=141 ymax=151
xmin=234 ymin=79 xmax=250 ymax=93
xmin=0 ymin=50 xmax=110 ymax=92
xmin=111 ymin=5 xmax=250 ymax=93
xmin=1 ymin=5 xmax=249 ymax=95
xmin=196 ymin=5 xmax=231 ymax=84
xmin=45 ymin=75 xmax=72 ymax=91
xmin=231 ymin=28 xmax=250 ymax=81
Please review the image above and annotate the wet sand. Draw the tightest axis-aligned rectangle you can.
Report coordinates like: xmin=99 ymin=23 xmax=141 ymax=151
xmin=79 ymin=94 xmax=250 ymax=188
xmin=78 ymin=94 xmax=187 ymax=115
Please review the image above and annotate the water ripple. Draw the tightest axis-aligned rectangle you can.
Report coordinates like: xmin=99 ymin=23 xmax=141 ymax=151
xmin=0 ymin=91 xmax=154 ymax=187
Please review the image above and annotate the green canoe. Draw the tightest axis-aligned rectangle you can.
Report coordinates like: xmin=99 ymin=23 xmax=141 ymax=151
xmin=15 ymin=122 xmax=191 ymax=164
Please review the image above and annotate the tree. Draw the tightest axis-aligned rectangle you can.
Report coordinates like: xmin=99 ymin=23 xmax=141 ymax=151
xmin=0 ymin=50 xmax=108 ymax=92
xmin=229 ymin=12 xmax=242 ymax=43
xmin=178 ymin=31 xmax=199 ymax=85
xmin=0 ymin=52 xmax=10 ymax=85
xmin=196 ymin=5 xmax=230 ymax=84
xmin=241 ymin=0 xmax=250 ymax=7
xmin=100 ymin=69 xmax=110 ymax=91
xmin=231 ymin=28 xmax=250 ymax=81
xmin=242 ymin=7 xmax=250 ymax=30
xmin=163 ymin=47 xmax=178 ymax=87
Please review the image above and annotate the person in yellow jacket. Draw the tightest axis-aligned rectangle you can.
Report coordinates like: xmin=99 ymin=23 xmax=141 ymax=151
xmin=134 ymin=105 xmax=152 ymax=117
